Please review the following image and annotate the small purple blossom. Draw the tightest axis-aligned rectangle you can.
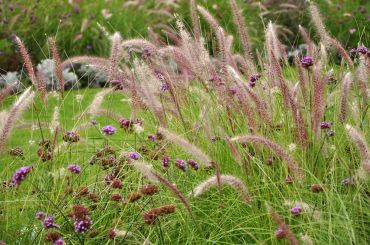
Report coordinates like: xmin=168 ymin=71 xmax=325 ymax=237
xmin=148 ymin=134 xmax=156 ymax=141
xmin=162 ymin=156 xmax=169 ymax=168
xmin=208 ymin=74 xmax=220 ymax=82
xmin=266 ymin=157 xmax=273 ymax=165
xmin=129 ymin=151 xmax=140 ymax=160
xmin=341 ymin=177 xmax=354 ymax=185
xmin=8 ymin=4 xmax=15 ymax=11
xmin=275 ymin=226 xmax=285 ymax=239
xmin=290 ymin=205 xmax=302 ymax=215
xmin=53 ymin=238 xmax=64 ymax=245
xmin=119 ymin=118 xmax=132 ymax=129
xmin=249 ymin=73 xmax=261 ymax=83
xmin=43 ymin=216 xmax=60 ymax=229
xmin=229 ymin=86 xmax=237 ymax=95
xmin=175 ymin=159 xmax=187 ymax=172
xmin=110 ymin=80 xmax=123 ymax=90
xmin=102 ymin=125 xmax=116 ymax=135
xmin=320 ymin=121 xmax=331 ymax=129
xmin=187 ymin=159 xmax=199 ymax=170
xmin=350 ymin=46 xmax=368 ymax=55
xmin=74 ymin=218 xmax=92 ymax=233
xmin=357 ymin=46 xmax=368 ymax=54
xmin=161 ymin=82 xmax=169 ymax=91
xmin=36 ymin=212 xmax=46 ymax=220
xmin=67 ymin=164 xmax=81 ymax=174
xmin=300 ymin=56 xmax=314 ymax=68
xmin=9 ymin=166 xmax=32 ymax=187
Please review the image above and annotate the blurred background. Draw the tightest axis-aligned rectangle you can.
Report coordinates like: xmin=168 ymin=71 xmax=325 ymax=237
xmin=0 ymin=0 xmax=369 ymax=83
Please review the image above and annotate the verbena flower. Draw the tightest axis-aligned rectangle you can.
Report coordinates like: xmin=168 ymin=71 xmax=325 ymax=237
xmin=43 ymin=216 xmax=60 ymax=229
xmin=175 ymin=159 xmax=187 ymax=171
xmin=162 ymin=156 xmax=169 ymax=168
xmin=129 ymin=151 xmax=140 ymax=160
xmin=119 ymin=118 xmax=141 ymax=131
xmin=161 ymin=82 xmax=169 ymax=91
xmin=148 ymin=134 xmax=156 ymax=141
xmin=249 ymin=73 xmax=261 ymax=83
xmin=110 ymin=80 xmax=123 ymax=90
xmin=290 ymin=205 xmax=302 ymax=215
xmin=67 ymin=164 xmax=81 ymax=174
xmin=353 ymin=46 xmax=368 ymax=54
xmin=36 ymin=211 xmax=46 ymax=220
xmin=108 ymin=229 xmax=117 ymax=239
xmin=229 ymin=86 xmax=237 ymax=95
xmin=74 ymin=218 xmax=92 ymax=233
xmin=300 ymin=56 xmax=313 ymax=68
xmin=53 ymin=238 xmax=64 ymax=245
xmin=320 ymin=122 xmax=331 ymax=129
xmin=187 ymin=159 xmax=199 ymax=170
xmin=102 ymin=125 xmax=116 ymax=135
xmin=275 ymin=226 xmax=285 ymax=239
xmin=9 ymin=166 xmax=32 ymax=187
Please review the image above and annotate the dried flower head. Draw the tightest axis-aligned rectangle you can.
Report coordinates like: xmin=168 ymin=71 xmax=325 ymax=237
xmin=140 ymin=184 xmax=159 ymax=196
xmin=63 ymin=131 xmax=80 ymax=143
xmin=311 ymin=184 xmax=324 ymax=193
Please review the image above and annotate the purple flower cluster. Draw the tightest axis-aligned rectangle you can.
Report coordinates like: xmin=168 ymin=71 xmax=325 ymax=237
xmin=300 ymin=56 xmax=314 ymax=68
xmin=53 ymin=238 xmax=64 ymax=245
xmin=119 ymin=118 xmax=142 ymax=131
xmin=290 ymin=205 xmax=302 ymax=216
xmin=43 ymin=216 xmax=60 ymax=229
xmin=36 ymin=211 xmax=46 ymax=220
xmin=102 ymin=125 xmax=116 ymax=135
xmin=9 ymin=166 xmax=32 ymax=187
xmin=320 ymin=121 xmax=332 ymax=129
xmin=229 ymin=86 xmax=237 ymax=95
xmin=110 ymin=79 xmax=123 ymax=90
xmin=148 ymin=134 xmax=157 ymax=141
xmin=161 ymin=82 xmax=169 ymax=91
xmin=249 ymin=74 xmax=261 ymax=87
xmin=249 ymin=73 xmax=261 ymax=83
xmin=67 ymin=164 xmax=81 ymax=174
xmin=74 ymin=218 xmax=92 ymax=233
xmin=249 ymin=73 xmax=261 ymax=87
xmin=162 ymin=156 xmax=169 ymax=168
xmin=275 ymin=226 xmax=285 ymax=239
xmin=187 ymin=159 xmax=199 ymax=170
xmin=175 ymin=159 xmax=187 ymax=172
xmin=129 ymin=151 xmax=140 ymax=160
xmin=350 ymin=46 xmax=368 ymax=55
